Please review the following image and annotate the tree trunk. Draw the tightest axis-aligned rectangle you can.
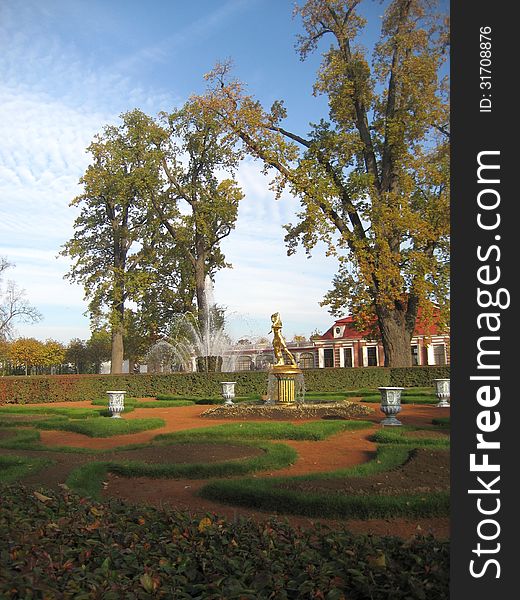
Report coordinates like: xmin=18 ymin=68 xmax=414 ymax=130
xmin=110 ymin=296 xmax=125 ymax=374
xmin=194 ymin=244 xmax=208 ymax=332
xmin=110 ymin=328 xmax=124 ymax=374
xmin=375 ymin=302 xmax=417 ymax=367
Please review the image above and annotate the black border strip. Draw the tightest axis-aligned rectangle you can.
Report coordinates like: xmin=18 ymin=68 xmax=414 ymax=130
xmin=451 ymin=1 xmax=514 ymax=596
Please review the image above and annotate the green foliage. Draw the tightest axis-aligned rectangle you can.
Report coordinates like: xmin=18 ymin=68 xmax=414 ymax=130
xmin=0 ymin=366 xmax=450 ymax=404
xmin=61 ymin=110 xmax=167 ymax=372
xmin=389 ymin=367 xmax=450 ymax=387
xmin=199 ymin=0 xmax=450 ymax=366
xmin=0 ymin=484 xmax=449 ymax=599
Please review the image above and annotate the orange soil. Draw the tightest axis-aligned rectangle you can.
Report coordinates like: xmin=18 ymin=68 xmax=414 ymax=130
xmin=33 ymin=400 xmax=451 ymax=539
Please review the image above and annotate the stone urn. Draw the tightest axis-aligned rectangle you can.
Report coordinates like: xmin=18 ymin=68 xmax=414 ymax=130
xmin=433 ymin=378 xmax=450 ymax=407
xmin=378 ymin=387 xmax=404 ymax=426
xmin=106 ymin=390 xmax=126 ymax=418
xmin=220 ymin=381 xmax=236 ymax=406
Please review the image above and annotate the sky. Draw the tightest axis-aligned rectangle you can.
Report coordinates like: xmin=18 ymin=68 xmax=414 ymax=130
xmin=0 ymin=0 xmax=447 ymax=346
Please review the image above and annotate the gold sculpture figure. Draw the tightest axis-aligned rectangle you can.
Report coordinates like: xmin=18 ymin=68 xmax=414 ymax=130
xmin=269 ymin=312 xmax=297 ymax=367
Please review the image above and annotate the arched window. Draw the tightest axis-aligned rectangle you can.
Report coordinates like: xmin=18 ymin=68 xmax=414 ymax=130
xmin=299 ymin=352 xmax=315 ymax=369
xmin=256 ymin=354 xmax=274 ymax=370
xmin=236 ymin=355 xmax=253 ymax=371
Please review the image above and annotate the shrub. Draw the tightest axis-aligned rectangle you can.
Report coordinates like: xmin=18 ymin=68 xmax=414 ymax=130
xmin=0 ymin=366 xmax=450 ymax=404
xmin=0 ymin=484 xmax=450 ymax=599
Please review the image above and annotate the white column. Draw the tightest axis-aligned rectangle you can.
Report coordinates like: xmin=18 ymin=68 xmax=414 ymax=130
xmin=426 ymin=344 xmax=435 ymax=365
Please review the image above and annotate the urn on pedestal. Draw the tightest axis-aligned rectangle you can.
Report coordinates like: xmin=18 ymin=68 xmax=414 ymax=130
xmin=378 ymin=387 xmax=404 ymax=426
xmin=106 ymin=390 xmax=126 ymax=418
xmin=220 ymin=381 xmax=236 ymax=406
xmin=433 ymin=378 xmax=450 ymax=407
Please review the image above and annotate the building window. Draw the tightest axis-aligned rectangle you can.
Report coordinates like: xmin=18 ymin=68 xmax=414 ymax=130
xmin=299 ymin=352 xmax=315 ymax=369
xmin=367 ymin=346 xmax=378 ymax=366
xmin=236 ymin=355 xmax=253 ymax=371
xmin=324 ymin=348 xmax=334 ymax=368
xmin=433 ymin=344 xmax=446 ymax=365
xmin=344 ymin=347 xmax=353 ymax=368
xmin=255 ymin=354 xmax=274 ymax=370
xmin=411 ymin=345 xmax=419 ymax=366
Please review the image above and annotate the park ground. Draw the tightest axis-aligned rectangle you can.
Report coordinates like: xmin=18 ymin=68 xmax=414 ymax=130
xmin=1 ymin=399 xmax=450 ymax=539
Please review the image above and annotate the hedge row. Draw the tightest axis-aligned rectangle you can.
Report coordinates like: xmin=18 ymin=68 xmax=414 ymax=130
xmin=0 ymin=366 xmax=450 ymax=404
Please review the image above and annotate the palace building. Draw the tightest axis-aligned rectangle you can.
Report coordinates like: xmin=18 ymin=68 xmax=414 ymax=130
xmin=226 ymin=313 xmax=450 ymax=371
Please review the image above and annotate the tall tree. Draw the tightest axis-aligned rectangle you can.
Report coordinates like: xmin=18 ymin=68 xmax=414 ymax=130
xmin=147 ymin=101 xmax=244 ymax=332
xmin=0 ymin=258 xmax=42 ymax=341
xmin=8 ymin=337 xmax=43 ymax=376
xmin=65 ymin=338 xmax=89 ymax=374
xmin=61 ymin=110 xmax=164 ymax=373
xmin=197 ymin=0 xmax=449 ymax=366
xmin=86 ymin=329 xmax=112 ymax=374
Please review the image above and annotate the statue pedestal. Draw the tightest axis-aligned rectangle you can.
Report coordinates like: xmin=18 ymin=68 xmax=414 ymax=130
xmin=271 ymin=365 xmax=303 ymax=404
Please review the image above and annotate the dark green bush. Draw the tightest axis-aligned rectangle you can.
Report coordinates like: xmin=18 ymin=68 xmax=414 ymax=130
xmin=0 ymin=366 xmax=450 ymax=404
xmin=0 ymin=484 xmax=449 ymax=599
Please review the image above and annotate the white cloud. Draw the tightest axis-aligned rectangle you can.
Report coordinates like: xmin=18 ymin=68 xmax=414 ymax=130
xmin=0 ymin=3 xmax=343 ymax=345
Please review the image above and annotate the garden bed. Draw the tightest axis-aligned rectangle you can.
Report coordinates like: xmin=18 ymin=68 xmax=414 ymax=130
xmin=201 ymin=401 xmax=374 ymax=420
xmin=277 ymin=448 xmax=449 ymax=496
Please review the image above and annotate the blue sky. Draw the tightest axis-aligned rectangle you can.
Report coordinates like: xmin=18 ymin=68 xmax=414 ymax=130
xmin=0 ymin=0 xmax=447 ymax=345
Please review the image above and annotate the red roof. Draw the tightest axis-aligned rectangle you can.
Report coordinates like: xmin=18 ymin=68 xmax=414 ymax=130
xmin=319 ymin=316 xmax=368 ymax=341
xmin=318 ymin=310 xmax=446 ymax=341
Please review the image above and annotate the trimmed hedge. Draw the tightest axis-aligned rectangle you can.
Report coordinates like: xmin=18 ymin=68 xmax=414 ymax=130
xmin=0 ymin=366 xmax=450 ymax=404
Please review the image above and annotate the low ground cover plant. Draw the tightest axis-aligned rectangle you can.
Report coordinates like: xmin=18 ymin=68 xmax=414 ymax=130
xmin=0 ymin=484 xmax=449 ymax=599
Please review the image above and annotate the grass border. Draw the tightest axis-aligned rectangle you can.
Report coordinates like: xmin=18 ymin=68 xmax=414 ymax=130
xmin=65 ymin=440 xmax=297 ymax=499
xmin=198 ymin=445 xmax=450 ymax=520
xmin=0 ymin=455 xmax=54 ymax=484
xmin=369 ymin=427 xmax=450 ymax=447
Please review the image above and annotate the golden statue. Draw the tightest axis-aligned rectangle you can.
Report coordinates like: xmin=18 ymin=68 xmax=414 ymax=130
xmin=269 ymin=312 xmax=297 ymax=367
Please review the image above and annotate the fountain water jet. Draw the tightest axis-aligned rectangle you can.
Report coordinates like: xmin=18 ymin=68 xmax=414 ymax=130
xmin=148 ymin=277 xmax=232 ymax=373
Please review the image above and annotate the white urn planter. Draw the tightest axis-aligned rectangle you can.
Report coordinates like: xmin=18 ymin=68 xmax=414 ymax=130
xmin=433 ymin=379 xmax=450 ymax=407
xmin=220 ymin=381 xmax=236 ymax=406
xmin=106 ymin=390 xmax=126 ymax=418
xmin=378 ymin=387 xmax=404 ymax=426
